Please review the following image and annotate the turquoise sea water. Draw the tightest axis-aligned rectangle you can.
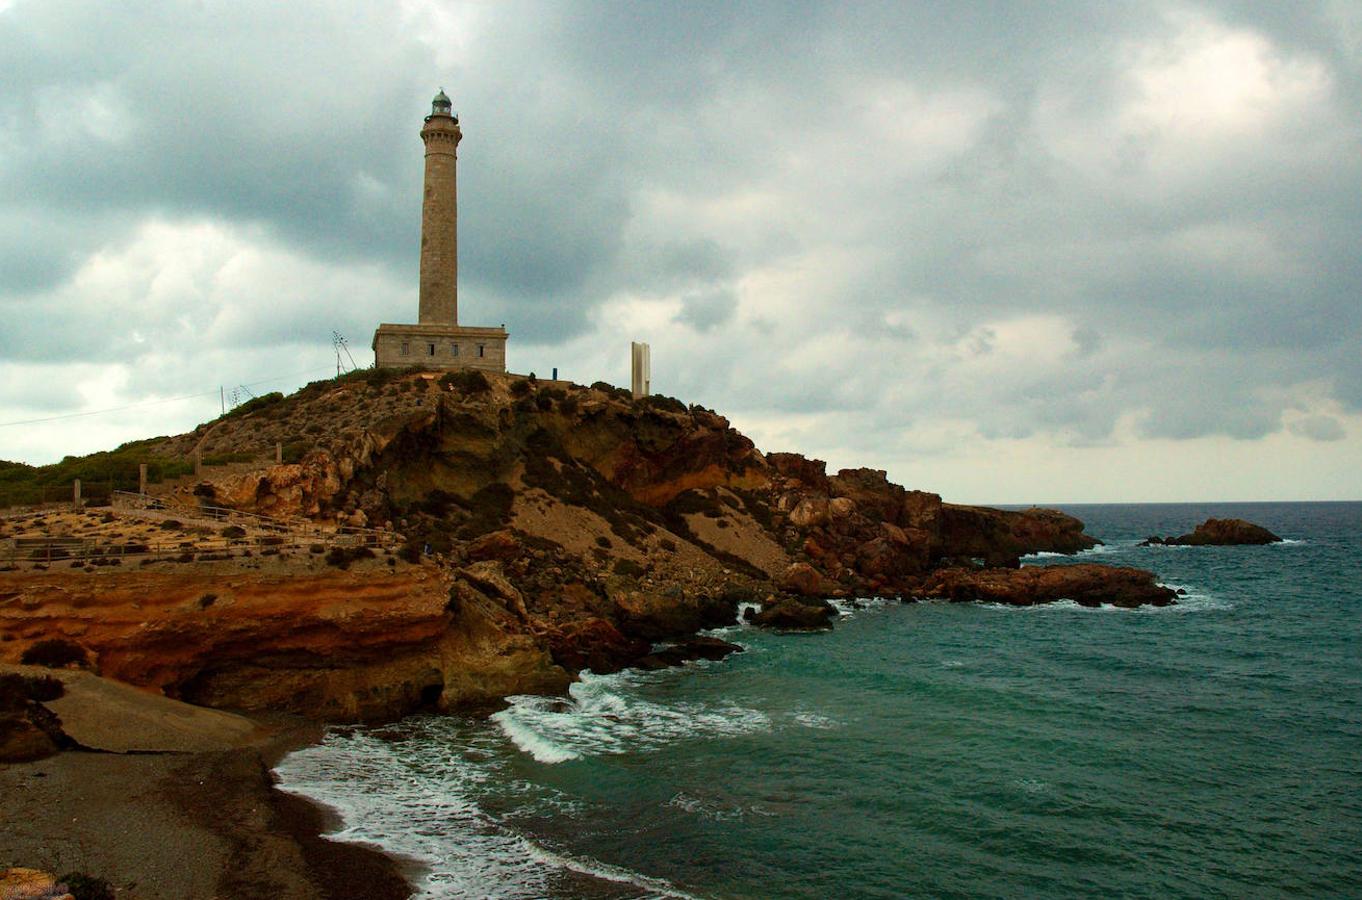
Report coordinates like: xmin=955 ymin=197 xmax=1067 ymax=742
xmin=275 ymin=502 xmax=1362 ymax=898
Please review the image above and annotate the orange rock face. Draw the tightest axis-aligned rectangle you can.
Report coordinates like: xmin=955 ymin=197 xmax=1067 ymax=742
xmin=0 ymin=561 xmax=567 ymax=721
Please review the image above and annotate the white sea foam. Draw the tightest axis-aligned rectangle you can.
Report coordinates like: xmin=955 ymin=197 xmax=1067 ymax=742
xmin=1156 ymin=583 xmax=1233 ymax=612
xmin=827 ymin=596 xmax=897 ymax=618
xmin=1023 ymin=542 xmax=1126 ymax=559
xmin=274 ymin=722 xmax=697 ymax=899
xmin=666 ymin=791 xmax=775 ymax=822
xmin=792 ymin=711 xmax=840 ymax=730
xmin=976 ymin=582 xmax=1231 ymax=614
xmin=702 ymin=601 xmax=763 ymax=636
xmin=491 ymin=670 xmax=771 ymax=764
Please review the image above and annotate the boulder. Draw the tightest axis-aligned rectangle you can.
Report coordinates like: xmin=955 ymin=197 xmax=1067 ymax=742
xmin=828 ymin=497 xmax=857 ymax=520
xmin=633 ymin=636 xmax=744 ymax=670
xmin=467 ymin=529 xmax=521 ymax=562
xmin=789 ymin=498 xmax=830 ymax=528
xmin=920 ymin=563 xmax=1177 ymax=609
xmin=1141 ymin=518 xmax=1282 ymax=546
xmin=780 ymin=562 xmax=826 ymax=597
xmin=608 ymin=584 xmax=736 ymax=640
xmin=458 ymin=561 xmax=529 ymax=619
xmin=766 ymin=453 xmax=830 ymax=490
xmin=753 ymin=598 xmax=836 ymax=630
xmin=0 ymin=716 xmax=59 ymax=763
xmin=547 ymin=617 xmax=650 ymax=674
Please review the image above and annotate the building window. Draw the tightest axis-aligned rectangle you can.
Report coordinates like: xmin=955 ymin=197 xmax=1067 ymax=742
xmin=477 ymin=344 xmax=485 ymax=358
xmin=451 ymin=344 xmax=459 ymax=356
xmin=428 ymin=343 xmax=436 ymax=356
xmin=400 ymin=341 xmax=410 ymax=356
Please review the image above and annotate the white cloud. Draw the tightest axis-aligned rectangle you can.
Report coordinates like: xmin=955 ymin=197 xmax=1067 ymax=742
xmin=1 ymin=1 xmax=1360 ymax=502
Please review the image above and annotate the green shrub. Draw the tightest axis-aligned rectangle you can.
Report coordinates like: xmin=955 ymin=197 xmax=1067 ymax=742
xmin=325 ymin=546 xmax=376 ymax=569
xmin=0 ymin=672 xmax=64 ymax=708
xmin=613 ymin=558 xmax=645 ymax=578
xmin=221 ymin=525 xmax=246 ymax=539
xmin=639 ymin=394 xmax=687 ymax=415
xmin=440 ymin=369 xmax=490 ymax=393
xmin=58 ymin=872 xmax=116 ymax=900
xmin=458 ymin=482 xmax=515 ymax=538
xmin=219 ymin=392 xmax=284 ymax=421
xmin=281 ymin=441 xmax=309 ymax=464
xmin=510 ymin=379 xmax=532 ymax=397
xmin=20 ymin=638 xmax=88 ymax=669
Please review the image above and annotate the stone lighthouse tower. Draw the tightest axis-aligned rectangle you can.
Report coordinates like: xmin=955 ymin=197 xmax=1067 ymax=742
xmin=419 ymin=89 xmax=460 ymax=325
xmin=373 ymin=89 xmax=508 ymax=371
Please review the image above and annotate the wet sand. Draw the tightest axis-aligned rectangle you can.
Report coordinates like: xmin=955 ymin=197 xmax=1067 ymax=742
xmin=0 ymin=721 xmax=414 ymax=899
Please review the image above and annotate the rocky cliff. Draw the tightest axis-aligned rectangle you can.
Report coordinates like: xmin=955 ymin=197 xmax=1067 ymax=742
xmin=0 ymin=369 xmax=1172 ymax=721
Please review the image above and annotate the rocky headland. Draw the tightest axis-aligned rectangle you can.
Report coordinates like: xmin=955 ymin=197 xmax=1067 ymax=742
xmin=0 ymin=367 xmax=1189 ymax=897
xmin=0 ymin=369 xmax=1180 ymax=727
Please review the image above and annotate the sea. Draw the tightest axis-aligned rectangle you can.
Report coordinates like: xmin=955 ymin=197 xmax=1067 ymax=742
xmin=274 ymin=502 xmax=1362 ymax=898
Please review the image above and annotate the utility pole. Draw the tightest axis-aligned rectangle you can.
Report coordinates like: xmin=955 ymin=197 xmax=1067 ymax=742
xmin=220 ymin=386 xmax=225 ymax=416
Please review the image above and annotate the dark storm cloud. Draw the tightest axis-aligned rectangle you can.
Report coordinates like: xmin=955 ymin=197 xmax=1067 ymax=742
xmin=1 ymin=0 xmax=1359 ymax=459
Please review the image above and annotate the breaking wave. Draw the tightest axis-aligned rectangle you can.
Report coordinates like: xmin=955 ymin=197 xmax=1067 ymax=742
xmin=274 ymin=720 xmax=697 ymax=899
xmin=491 ymin=670 xmax=771 ymax=764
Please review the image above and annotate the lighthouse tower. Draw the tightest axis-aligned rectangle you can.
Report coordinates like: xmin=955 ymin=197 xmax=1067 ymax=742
xmin=419 ymin=89 xmax=460 ymax=325
xmin=372 ymin=90 xmax=507 ymax=371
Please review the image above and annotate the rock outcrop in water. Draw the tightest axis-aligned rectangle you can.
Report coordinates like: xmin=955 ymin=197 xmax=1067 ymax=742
xmin=1141 ymin=518 xmax=1282 ymax=546
xmin=1 ymin=370 xmax=1172 ymax=722
xmin=919 ymin=563 xmax=1177 ymax=609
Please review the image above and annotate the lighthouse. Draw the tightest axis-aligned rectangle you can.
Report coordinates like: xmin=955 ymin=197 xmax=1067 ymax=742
xmin=372 ymin=90 xmax=508 ymax=371
xmin=418 ymin=88 xmax=460 ymax=326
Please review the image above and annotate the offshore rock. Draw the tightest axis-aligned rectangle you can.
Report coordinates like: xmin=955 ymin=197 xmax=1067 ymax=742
xmin=753 ymin=597 xmax=837 ymax=630
xmin=633 ymin=636 xmax=745 ymax=670
xmin=919 ymin=564 xmax=1177 ymax=609
xmin=1141 ymin=518 xmax=1282 ymax=546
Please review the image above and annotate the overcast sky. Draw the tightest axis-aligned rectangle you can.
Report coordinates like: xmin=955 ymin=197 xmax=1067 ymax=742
xmin=2 ymin=0 xmax=1359 ymax=503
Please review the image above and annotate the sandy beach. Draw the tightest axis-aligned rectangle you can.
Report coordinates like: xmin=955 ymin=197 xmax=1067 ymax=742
xmin=0 ymin=667 xmax=414 ymax=899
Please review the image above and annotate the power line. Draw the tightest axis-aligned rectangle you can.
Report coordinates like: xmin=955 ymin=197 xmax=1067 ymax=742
xmin=0 ymin=366 xmax=336 ymax=428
